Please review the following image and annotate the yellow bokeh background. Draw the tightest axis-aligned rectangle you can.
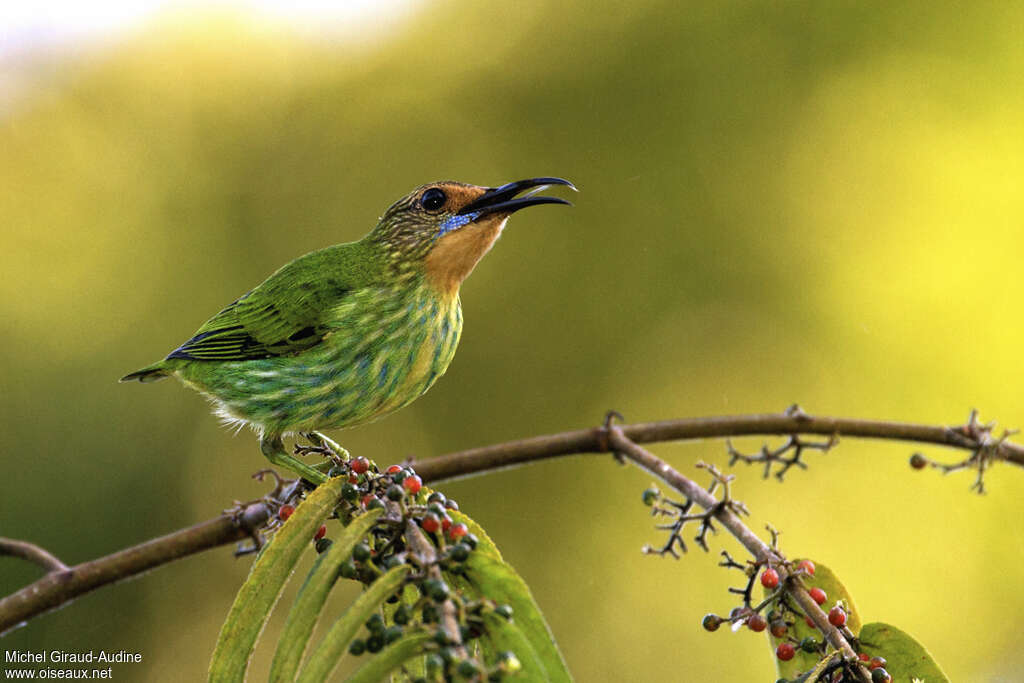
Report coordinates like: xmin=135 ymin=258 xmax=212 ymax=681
xmin=3 ymin=1 xmax=1024 ymax=680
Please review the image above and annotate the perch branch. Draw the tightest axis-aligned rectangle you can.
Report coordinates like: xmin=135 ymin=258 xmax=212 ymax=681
xmin=0 ymin=502 xmax=271 ymax=635
xmin=2 ymin=409 xmax=1019 ymax=635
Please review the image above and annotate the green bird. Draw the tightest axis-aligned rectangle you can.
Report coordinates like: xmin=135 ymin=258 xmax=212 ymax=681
xmin=122 ymin=177 xmax=574 ymax=484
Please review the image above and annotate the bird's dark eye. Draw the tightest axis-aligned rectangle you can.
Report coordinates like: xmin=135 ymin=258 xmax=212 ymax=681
xmin=420 ymin=188 xmax=447 ymax=212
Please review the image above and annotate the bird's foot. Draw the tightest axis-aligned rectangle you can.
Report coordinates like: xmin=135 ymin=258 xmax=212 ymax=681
xmin=260 ymin=435 xmax=329 ymax=486
xmin=295 ymin=431 xmax=351 ymax=466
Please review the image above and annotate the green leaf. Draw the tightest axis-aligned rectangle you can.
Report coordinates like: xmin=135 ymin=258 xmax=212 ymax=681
xmin=858 ymin=622 xmax=949 ymax=682
xmin=342 ymin=631 xmax=434 ymax=683
xmin=458 ymin=513 xmax=572 ymax=683
xmin=766 ymin=560 xmax=861 ymax=679
xmin=269 ymin=508 xmax=384 ymax=683
xmin=295 ymin=565 xmax=411 ymax=683
xmin=479 ymin=611 xmax=544 ymax=678
xmin=208 ymin=476 xmax=345 ymax=683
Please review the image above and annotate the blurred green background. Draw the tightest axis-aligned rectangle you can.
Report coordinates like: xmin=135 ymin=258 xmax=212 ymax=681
xmin=3 ymin=1 xmax=1024 ymax=680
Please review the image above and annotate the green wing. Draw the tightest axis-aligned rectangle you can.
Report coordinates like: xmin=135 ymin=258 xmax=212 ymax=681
xmin=167 ymin=247 xmax=357 ymax=362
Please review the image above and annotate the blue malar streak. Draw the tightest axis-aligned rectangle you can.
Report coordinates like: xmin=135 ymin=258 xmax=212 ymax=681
xmin=438 ymin=212 xmax=479 ymax=237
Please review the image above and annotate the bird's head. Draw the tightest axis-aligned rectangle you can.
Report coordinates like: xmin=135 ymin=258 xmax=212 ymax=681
xmin=370 ymin=177 xmax=575 ymax=296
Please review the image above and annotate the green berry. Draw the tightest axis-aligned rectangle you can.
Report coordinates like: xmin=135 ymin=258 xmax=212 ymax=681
xmin=365 ymin=613 xmax=385 ymax=634
xmin=425 ymin=653 xmax=444 ymax=675
xmin=799 ymin=636 xmax=818 ymax=653
xmin=338 ymin=560 xmax=357 ymax=579
xmin=365 ymin=633 xmax=384 ymax=653
xmin=642 ymin=487 xmax=659 ymax=506
xmin=426 ymin=579 xmax=450 ymax=602
xmin=702 ymin=614 xmax=722 ymax=632
xmin=449 ymin=543 xmax=471 ymax=562
xmin=871 ymin=669 xmax=892 ymax=683
xmin=352 ymin=543 xmax=371 ymax=563
xmin=456 ymin=660 xmax=479 ymax=678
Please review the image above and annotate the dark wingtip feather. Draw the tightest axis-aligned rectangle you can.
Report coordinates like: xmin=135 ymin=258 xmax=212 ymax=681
xmin=119 ymin=367 xmax=169 ymax=383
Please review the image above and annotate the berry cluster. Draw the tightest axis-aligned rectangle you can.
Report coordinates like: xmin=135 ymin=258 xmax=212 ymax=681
xmin=276 ymin=454 xmax=523 ymax=681
xmin=700 ymin=556 xmax=894 ymax=682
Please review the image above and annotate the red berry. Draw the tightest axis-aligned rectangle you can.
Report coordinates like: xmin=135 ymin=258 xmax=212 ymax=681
xmin=360 ymin=494 xmax=373 ymax=507
xmin=776 ymin=643 xmax=795 ymax=661
xmin=421 ymin=514 xmax=441 ymax=534
xmin=403 ymin=474 xmax=422 ymax=495
xmin=350 ymin=457 xmax=370 ymax=474
xmin=809 ymin=587 xmax=827 ymax=605
xmin=441 ymin=515 xmax=452 ymax=533
xmin=747 ymin=614 xmax=767 ymax=632
xmin=760 ymin=567 xmax=780 ymax=589
xmin=869 ymin=657 xmax=887 ymax=670
xmin=449 ymin=522 xmax=468 ymax=540
xmin=828 ymin=606 xmax=846 ymax=627
xmin=805 ymin=615 xmax=817 ymax=628
xmin=278 ymin=504 xmax=295 ymax=521
xmin=386 ymin=464 xmax=402 ymax=474
xmin=858 ymin=652 xmax=871 ymax=662
xmin=797 ymin=559 xmax=815 ymax=575
xmin=769 ymin=620 xmax=788 ymax=638
xmin=314 ymin=525 xmax=327 ymax=541
xmin=348 ymin=475 xmax=359 ymax=484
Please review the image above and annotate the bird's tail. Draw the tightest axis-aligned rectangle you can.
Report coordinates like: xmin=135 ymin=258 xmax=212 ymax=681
xmin=120 ymin=362 xmax=170 ymax=383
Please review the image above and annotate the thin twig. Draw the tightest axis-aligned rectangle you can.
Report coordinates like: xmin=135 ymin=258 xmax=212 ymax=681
xmin=0 ymin=538 xmax=69 ymax=573
xmin=605 ymin=427 xmax=869 ymax=682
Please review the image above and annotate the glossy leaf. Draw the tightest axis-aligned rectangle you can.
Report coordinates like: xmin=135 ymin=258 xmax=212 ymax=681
xmin=295 ymin=564 xmax=410 ymax=683
xmin=269 ymin=507 xmax=384 ymax=682
xmin=208 ymin=476 xmax=345 ymax=683
xmin=858 ymin=622 xmax=949 ymax=682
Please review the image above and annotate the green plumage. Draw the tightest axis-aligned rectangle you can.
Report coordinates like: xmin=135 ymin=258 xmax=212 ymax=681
xmin=122 ymin=177 xmax=573 ymax=483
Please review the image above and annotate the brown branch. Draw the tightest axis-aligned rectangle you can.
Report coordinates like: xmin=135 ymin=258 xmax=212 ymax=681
xmin=605 ymin=427 xmax=870 ymax=682
xmin=0 ymin=502 xmax=271 ymax=636
xmin=414 ymin=410 xmax=1024 ymax=483
xmin=0 ymin=538 xmax=69 ymax=573
xmin=2 ymin=409 xmax=1019 ymax=635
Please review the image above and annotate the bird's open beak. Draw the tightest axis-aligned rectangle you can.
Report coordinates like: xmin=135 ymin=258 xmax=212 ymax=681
xmin=458 ymin=177 xmax=576 ymax=218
